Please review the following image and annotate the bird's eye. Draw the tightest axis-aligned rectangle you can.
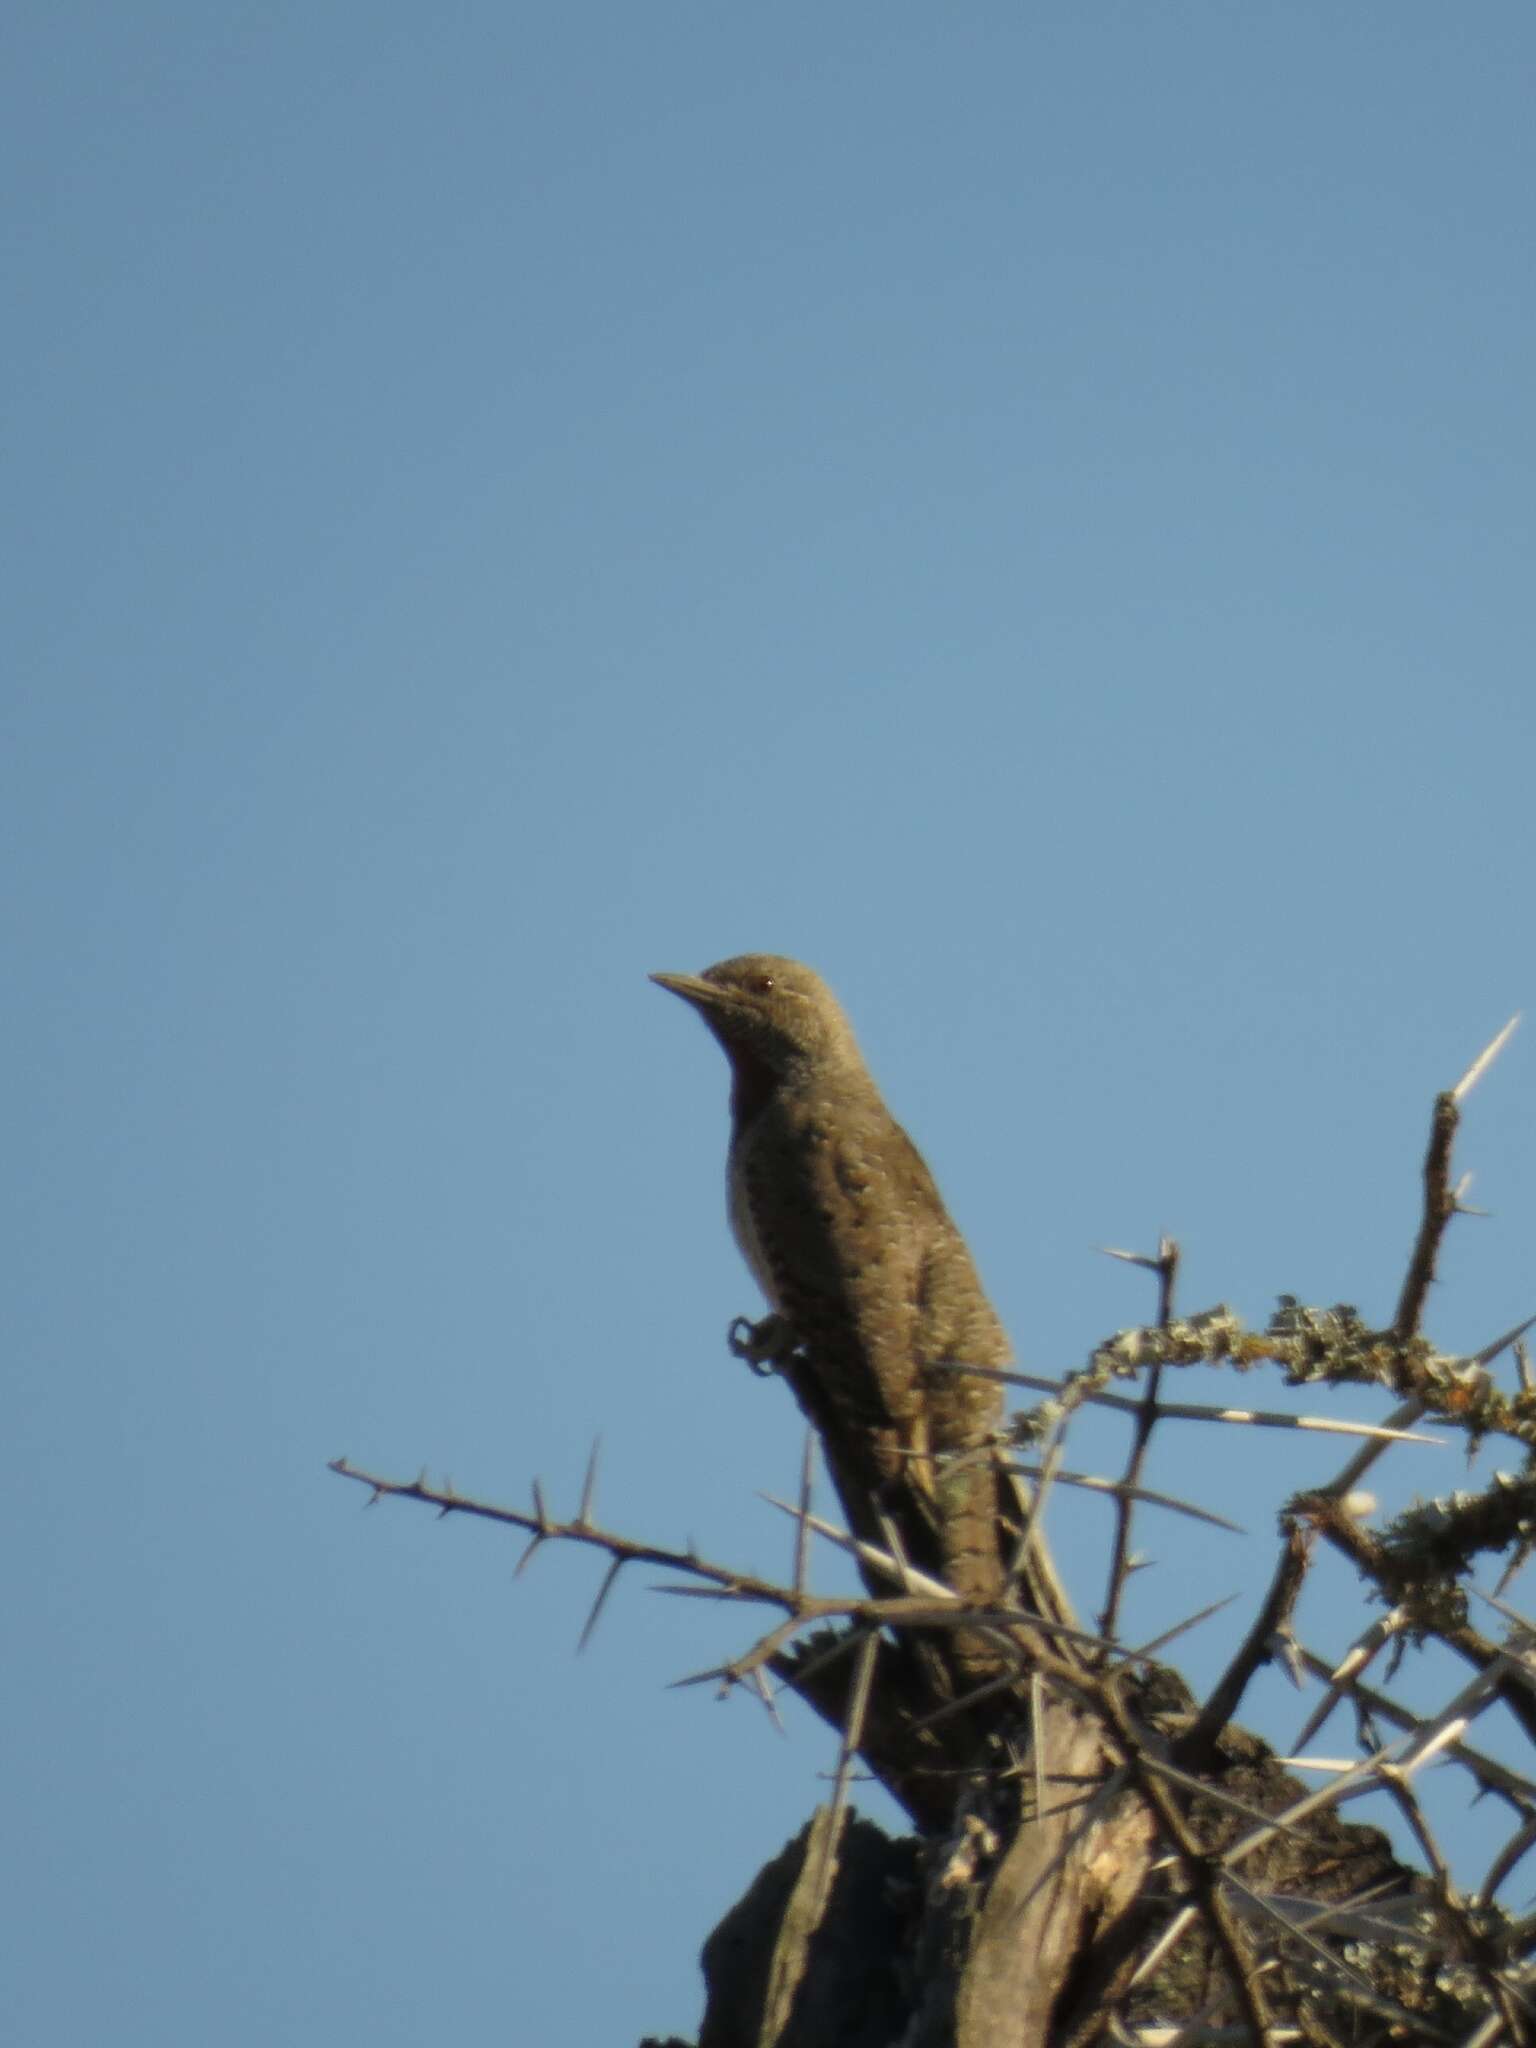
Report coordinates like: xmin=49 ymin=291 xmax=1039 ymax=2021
xmin=752 ymin=974 xmax=775 ymax=994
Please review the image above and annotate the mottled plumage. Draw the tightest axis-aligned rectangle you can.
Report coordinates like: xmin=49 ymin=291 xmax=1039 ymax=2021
xmin=653 ymin=954 xmax=1066 ymax=1667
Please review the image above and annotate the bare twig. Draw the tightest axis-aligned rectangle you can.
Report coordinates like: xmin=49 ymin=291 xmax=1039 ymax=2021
xmin=1315 ymin=1314 xmax=1535 ymax=1512
xmin=1304 ymin=1496 xmax=1536 ymax=1752
xmin=1392 ymin=1089 xmax=1466 ymax=1343
xmin=1178 ymin=1523 xmax=1313 ymax=1766
xmin=1393 ymin=1018 xmax=1517 ymax=1343
xmin=1217 ymin=1662 xmax=1512 ymax=1883
xmin=332 ymin=1457 xmax=798 ymax=1608
xmin=1288 ymin=1608 xmax=1408 ymax=1754
xmin=1100 ymin=1237 xmax=1180 ymax=1645
xmin=1289 ymin=1644 xmax=1536 ymax=1819
xmin=1480 ymin=1813 xmax=1536 ymax=1906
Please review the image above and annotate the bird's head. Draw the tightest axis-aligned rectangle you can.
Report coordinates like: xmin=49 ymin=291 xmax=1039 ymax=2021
xmin=650 ymin=954 xmax=862 ymax=1081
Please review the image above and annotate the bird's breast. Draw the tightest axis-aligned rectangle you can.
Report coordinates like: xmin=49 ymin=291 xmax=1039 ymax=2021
xmin=726 ymin=1131 xmax=781 ymax=1308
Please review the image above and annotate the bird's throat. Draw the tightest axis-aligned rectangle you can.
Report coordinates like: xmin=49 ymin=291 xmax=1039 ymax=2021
xmin=725 ymin=1042 xmax=779 ymax=1127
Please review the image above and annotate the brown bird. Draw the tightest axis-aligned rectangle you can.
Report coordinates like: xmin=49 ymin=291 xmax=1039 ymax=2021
xmin=652 ymin=954 xmax=1069 ymax=1678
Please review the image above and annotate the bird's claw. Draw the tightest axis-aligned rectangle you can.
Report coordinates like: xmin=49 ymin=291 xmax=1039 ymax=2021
xmin=728 ymin=1313 xmax=797 ymax=1377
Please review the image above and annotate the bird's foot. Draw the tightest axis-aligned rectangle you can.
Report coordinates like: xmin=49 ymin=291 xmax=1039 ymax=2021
xmin=728 ymin=1313 xmax=798 ymax=1377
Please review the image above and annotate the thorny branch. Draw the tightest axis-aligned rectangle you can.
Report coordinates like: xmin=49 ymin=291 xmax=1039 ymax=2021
xmin=1395 ymin=1090 xmax=1462 ymax=1343
xmin=334 ymin=1016 xmax=1536 ymax=2045
xmin=1179 ymin=1522 xmax=1313 ymax=1768
xmin=1100 ymin=1235 xmax=1180 ymax=1644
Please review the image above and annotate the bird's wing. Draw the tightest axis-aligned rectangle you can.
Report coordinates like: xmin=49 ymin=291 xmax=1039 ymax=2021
xmin=736 ymin=1090 xmax=932 ymax=1490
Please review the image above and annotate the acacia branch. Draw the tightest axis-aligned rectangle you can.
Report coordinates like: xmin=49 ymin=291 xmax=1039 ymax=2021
xmin=1302 ymin=1494 xmax=1536 ymax=1736
xmin=1100 ymin=1235 xmax=1180 ymax=1645
xmin=1394 ymin=1092 xmax=1462 ymax=1342
xmin=330 ymin=1455 xmax=802 ymax=1612
xmin=1178 ymin=1521 xmax=1313 ymax=1769
xmin=1394 ymin=1017 xmax=1518 ymax=1341
xmin=1288 ymin=1643 xmax=1536 ymax=1823
xmin=332 ymin=1016 xmax=1532 ymax=2045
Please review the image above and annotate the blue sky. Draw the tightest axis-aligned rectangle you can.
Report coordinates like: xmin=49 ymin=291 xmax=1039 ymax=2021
xmin=6 ymin=7 xmax=1535 ymax=2043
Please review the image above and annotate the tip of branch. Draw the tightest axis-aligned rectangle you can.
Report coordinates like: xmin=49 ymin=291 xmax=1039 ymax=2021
xmin=1453 ymin=1014 xmax=1520 ymax=1101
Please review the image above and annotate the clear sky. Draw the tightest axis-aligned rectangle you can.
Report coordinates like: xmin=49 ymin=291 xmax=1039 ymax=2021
xmin=6 ymin=7 xmax=1535 ymax=2044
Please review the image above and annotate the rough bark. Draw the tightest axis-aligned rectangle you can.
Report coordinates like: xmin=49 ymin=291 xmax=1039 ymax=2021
xmin=656 ymin=1676 xmax=1454 ymax=2048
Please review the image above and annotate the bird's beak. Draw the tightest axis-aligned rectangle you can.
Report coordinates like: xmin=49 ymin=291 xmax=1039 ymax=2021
xmin=650 ymin=971 xmax=729 ymax=1014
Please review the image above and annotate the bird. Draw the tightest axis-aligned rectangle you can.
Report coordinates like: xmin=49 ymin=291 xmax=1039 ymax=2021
xmin=652 ymin=954 xmax=1069 ymax=1686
